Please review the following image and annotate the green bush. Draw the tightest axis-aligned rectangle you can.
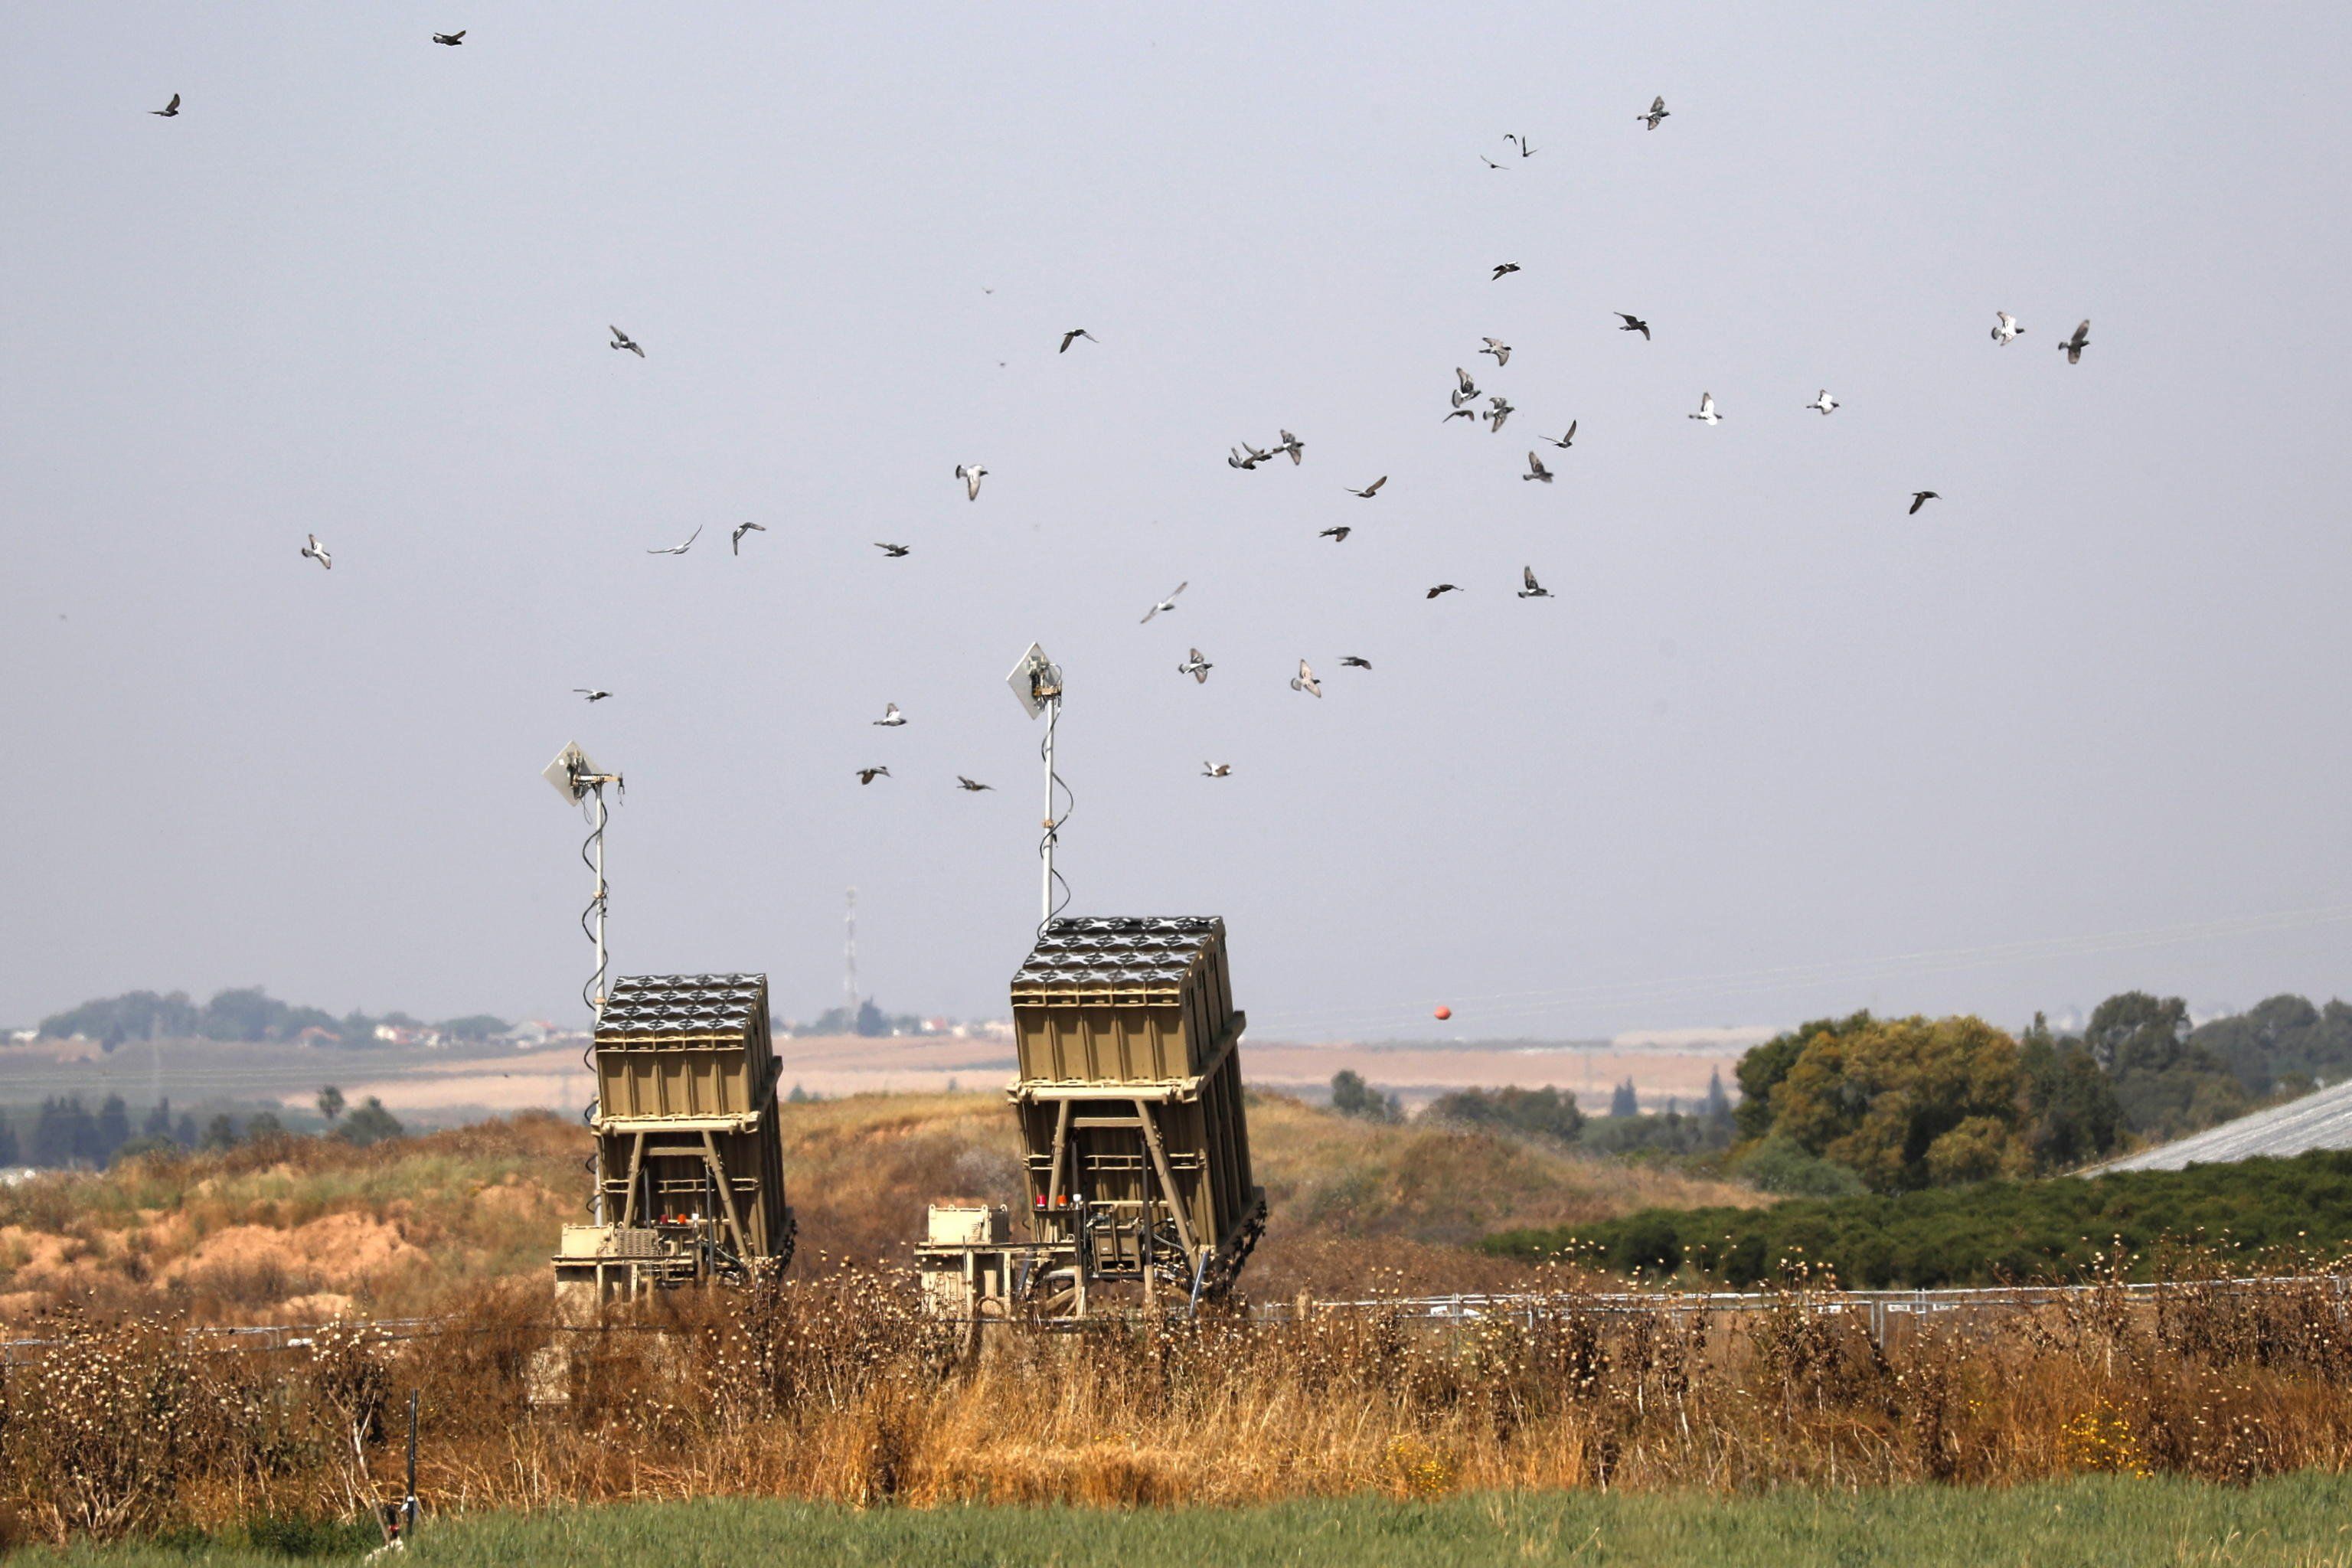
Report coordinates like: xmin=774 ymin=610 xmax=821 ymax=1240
xmin=1483 ymin=1148 xmax=2352 ymax=1288
xmin=1736 ymin=1135 xmax=1866 ymax=1197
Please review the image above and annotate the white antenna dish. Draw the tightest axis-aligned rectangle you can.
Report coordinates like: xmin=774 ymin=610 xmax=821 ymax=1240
xmin=544 ymin=742 xmax=607 ymax=804
xmin=1007 ymin=643 xmax=1062 ymax=720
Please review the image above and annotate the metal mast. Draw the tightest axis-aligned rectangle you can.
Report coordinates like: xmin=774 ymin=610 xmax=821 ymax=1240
xmin=1007 ymin=644 xmax=1067 ymax=930
xmin=843 ymin=887 xmax=860 ymax=1025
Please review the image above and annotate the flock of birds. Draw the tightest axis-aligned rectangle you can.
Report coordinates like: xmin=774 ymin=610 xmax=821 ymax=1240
xmin=147 ymin=57 xmax=2096 ymax=797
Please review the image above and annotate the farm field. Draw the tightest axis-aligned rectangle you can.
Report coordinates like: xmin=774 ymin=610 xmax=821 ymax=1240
xmin=12 ymin=1477 xmax=2352 ymax=1567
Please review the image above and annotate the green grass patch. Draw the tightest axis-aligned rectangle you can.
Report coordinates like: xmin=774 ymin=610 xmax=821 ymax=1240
xmin=1485 ymin=1148 xmax=2352 ymax=1287
xmin=15 ymin=1478 xmax=2352 ymax=1568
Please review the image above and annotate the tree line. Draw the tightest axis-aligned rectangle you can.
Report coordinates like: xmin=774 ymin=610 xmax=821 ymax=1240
xmin=0 ymin=1085 xmax=402 ymax=1168
xmin=34 ymin=987 xmax=510 ymax=1050
xmin=1730 ymin=991 xmax=2350 ymax=1197
xmin=1328 ymin=1068 xmax=1740 ymax=1158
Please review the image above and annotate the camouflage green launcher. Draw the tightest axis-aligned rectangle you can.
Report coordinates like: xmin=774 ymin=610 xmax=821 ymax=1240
xmin=920 ymin=917 xmax=1266 ymax=1321
xmin=553 ymin=973 xmax=795 ymax=1306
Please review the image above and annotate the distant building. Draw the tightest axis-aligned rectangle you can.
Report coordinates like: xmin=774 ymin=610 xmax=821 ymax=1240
xmin=296 ymin=1025 xmax=342 ymax=1048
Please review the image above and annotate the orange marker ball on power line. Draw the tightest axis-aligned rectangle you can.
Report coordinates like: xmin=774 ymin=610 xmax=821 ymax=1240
xmin=1432 ymin=1005 xmax=1452 ymax=1021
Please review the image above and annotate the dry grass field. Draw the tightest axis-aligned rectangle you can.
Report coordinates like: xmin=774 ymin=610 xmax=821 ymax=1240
xmin=0 ymin=1091 xmax=1754 ymax=1322
xmin=8 ymin=1095 xmax=2352 ymax=1555
xmin=8 ymin=1255 xmax=2352 ymax=1549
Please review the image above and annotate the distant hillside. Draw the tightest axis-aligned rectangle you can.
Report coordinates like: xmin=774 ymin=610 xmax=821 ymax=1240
xmin=0 ymin=1090 xmax=1760 ymax=1321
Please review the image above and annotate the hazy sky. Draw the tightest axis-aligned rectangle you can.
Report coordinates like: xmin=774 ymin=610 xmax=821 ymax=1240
xmin=7 ymin=5 xmax=2352 ymax=1042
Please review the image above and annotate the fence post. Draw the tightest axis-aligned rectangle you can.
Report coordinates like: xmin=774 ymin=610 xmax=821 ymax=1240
xmin=400 ymin=1389 xmax=420 ymax=1540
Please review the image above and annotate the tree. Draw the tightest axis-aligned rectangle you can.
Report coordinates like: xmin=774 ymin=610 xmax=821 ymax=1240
xmin=94 ymin=1094 xmax=131 ymax=1163
xmin=1609 ymin=1079 xmax=1640 ymax=1118
xmin=0 ymin=1116 xmax=18 ymax=1166
xmin=1704 ymin=1068 xmax=1733 ymax=1125
xmin=317 ymin=1085 xmax=346 ymax=1124
xmin=1735 ymin=1011 xmax=1875 ymax=1141
xmin=31 ymin=1097 xmax=100 ymax=1168
xmin=142 ymin=1097 xmax=174 ymax=1138
xmin=39 ymin=989 xmax=198 ymax=1043
xmin=244 ymin=1111 xmax=285 ymax=1140
xmin=2019 ymin=1013 xmax=2123 ymax=1170
xmin=201 ymin=1114 xmax=239 ymax=1151
xmin=335 ymin=1096 xmax=404 ymax=1147
xmin=2189 ymin=995 xmax=2352 ymax=1097
xmin=1767 ymin=1014 xmax=2035 ymax=1193
xmin=2086 ymin=991 xmax=2246 ymax=1140
xmin=1426 ymin=1086 xmax=1585 ymax=1145
xmin=1329 ymin=1070 xmax=1401 ymax=1123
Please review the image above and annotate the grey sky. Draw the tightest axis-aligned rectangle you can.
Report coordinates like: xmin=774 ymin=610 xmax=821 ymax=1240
xmin=6 ymin=5 xmax=2351 ymax=1040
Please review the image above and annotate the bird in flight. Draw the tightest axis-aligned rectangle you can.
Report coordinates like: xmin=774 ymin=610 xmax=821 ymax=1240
xmin=1227 ymin=440 xmax=1272 ymax=470
xmin=1639 ymin=95 xmax=1670 ymax=130
xmin=574 ymin=688 xmax=611 ymax=702
xmin=1319 ymin=526 xmax=1351 ymax=543
xmin=1909 ymin=490 xmax=1940 ymax=515
xmin=1452 ymin=367 xmax=1480 ymax=407
xmin=1275 ymin=430 xmax=1305 ymax=466
xmin=1202 ymin=762 xmax=1232 ymax=779
xmin=299 ymin=533 xmax=332 ymax=570
xmin=1442 ymin=409 xmax=1477 ymax=425
xmin=646 ymin=524 xmax=702 ymax=555
xmin=609 ymin=325 xmax=643 ymax=357
xmin=1340 ymin=656 xmax=1372 ymax=670
xmin=731 ymin=521 xmax=766 ymax=554
xmin=955 ymin=463 xmax=987 ymax=500
xmin=1345 ymin=476 xmax=1388 ymax=498
xmin=1991 ymin=311 xmax=2024 ymax=345
xmin=151 ymin=93 xmax=181 ymax=118
xmin=1486 ymin=395 xmax=1514 ymax=432
xmin=1615 ymin=312 xmax=1651 ymax=340
xmin=1524 ymin=451 xmax=1554 ymax=484
xmin=1805 ymin=389 xmax=1839 ymax=415
xmin=1518 ymin=567 xmax=1553 ymax=599
xmin=1290 ymin=661 xmax=1322 ymax=697
xmin=1141 ymin=582 xmax=1187 ymax=623
xmin=874 ymin=542 xmax=910 ymax=557
xmin=1178 ymin=648 xmax=1212 ymax=684
xmin=2058 ymin=319 xmax=2091 ymax=364
xmin=1479 ymin=154 xmax=1505 ymax=170
xmin=873 ymin=703 xmax=906 ymax=727
xmin=1504 ymin=132 xmax=1535 ymax=159
xmin=1543 ymin=421 xmax=1578 ymax=450
xmin=956 ymin=776 xmax=994 ymax=792
xmin=1058 ymin=328 xmax=1097 ymax=353
xmin=856 ymin=766 xmax=891 ymax=786
xmin=1492 ymin=263 xmax=1521 ymax=280
xmin=1426 ymin=583 xmax=1462 ymax=599
xmin=1480 ymin=337 xmax=1511 ymax=367
xmin=433 ymin=31 xmax=466 ymax=45
xmin=1689 ymin=391 xmax=1721 ymax=424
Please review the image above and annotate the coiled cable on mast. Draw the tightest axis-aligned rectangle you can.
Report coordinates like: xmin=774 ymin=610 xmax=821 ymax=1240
xmin=576 ymin=776 xmax=621 ymax=1125
xmin=1038 ymin=697 xmax=1072 ymax=933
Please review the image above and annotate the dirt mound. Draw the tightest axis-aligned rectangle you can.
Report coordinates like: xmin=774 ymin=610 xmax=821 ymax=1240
xmin=161 ymin=1212 xmax=430 ymax=1292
